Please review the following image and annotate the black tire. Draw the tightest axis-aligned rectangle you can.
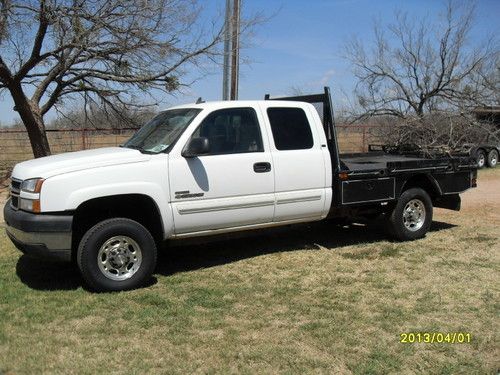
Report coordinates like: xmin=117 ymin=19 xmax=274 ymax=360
xmin=476 ymin=149 xmax=486 ymax=169
xmin=77 ymin=218 xmax=157 ymax=292
xmin=486 ymin=149 xmax=498 ymax=168
xmin=386 ymin=188 xmax=433 ymax=241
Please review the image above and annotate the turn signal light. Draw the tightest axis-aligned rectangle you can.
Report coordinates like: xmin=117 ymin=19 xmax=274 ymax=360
xmin=339 ymin=172 xmax=349 ymax=181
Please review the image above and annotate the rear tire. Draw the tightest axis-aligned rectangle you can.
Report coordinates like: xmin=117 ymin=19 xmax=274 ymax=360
xmin=77 ymin=218 xmax=157 ymax=292
xmin=476 ymin=149 xmax=486 ymax=169
xmin=387 ymin=188 xmax=433 ymax=241
xmin=486 ymin=149 xmax=498 ymax=168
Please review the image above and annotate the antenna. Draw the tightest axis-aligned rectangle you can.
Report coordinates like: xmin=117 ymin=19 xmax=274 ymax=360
xmin=196 ymin=97 xmax=205 ymax=104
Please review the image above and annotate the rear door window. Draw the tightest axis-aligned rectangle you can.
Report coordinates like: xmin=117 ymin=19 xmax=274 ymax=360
xmin=267 ymin=107 xmax=314 ymax=150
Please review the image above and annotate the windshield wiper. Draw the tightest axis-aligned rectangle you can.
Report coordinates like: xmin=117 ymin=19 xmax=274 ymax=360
xmin=124 ymin=144 xmax=157 ymax=154
xmin=124 ymin=144 xmax=143 ymax=151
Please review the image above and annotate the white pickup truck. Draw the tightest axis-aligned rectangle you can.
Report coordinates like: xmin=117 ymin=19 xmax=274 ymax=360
xmin=4 ymin=88 xmax=477 ymax=291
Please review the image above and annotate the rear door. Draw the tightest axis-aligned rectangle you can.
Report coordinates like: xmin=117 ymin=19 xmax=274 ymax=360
xmin=263 ymin=104 xmax=329 ymax=221
xmin=168 ymin=106 xmax=275 ymax=234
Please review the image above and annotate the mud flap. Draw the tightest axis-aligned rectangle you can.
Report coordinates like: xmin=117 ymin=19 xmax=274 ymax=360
xmin=433 ymin=194 xmax=461 ymax=211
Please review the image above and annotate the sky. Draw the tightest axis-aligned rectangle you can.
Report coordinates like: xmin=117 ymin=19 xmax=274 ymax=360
xmin=0 ymin=0 xmax=499 ymax=125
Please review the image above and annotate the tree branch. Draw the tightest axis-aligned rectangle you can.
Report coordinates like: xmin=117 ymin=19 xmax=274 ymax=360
xmin=14 ymin=0 xmax=49 ymax=80
xmin=0 ymin=55 xmax=13 ymax=83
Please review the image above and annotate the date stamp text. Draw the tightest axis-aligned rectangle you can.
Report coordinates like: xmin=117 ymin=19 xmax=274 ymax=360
xmin=400 ymin=332 xmax=471 ymax=344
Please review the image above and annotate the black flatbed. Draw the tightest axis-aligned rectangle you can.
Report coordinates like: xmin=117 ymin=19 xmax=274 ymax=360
xmin=341 ymin=152 xmax=431 ymax=172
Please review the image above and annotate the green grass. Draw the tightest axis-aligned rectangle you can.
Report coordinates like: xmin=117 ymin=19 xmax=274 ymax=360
xmin=0 ymin=172 xmax=499 ymax=373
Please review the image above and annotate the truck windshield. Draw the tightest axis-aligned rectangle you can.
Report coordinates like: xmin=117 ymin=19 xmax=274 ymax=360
xmin=124 ymin=108 xmax=202 ymax=154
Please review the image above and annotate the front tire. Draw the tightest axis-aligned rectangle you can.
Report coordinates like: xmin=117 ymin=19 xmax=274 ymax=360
xmin=387 ymin=188 xmax=433 ymax=241
xmin=77 ymin=218 xmax=157 ymax=292
xmin=487 ymin=149 xmax=498 ymax=168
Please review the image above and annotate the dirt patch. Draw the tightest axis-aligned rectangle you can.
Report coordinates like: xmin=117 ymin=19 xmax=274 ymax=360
xmin=459 ymin=169 xmax=500 ymax=223
xmin=462 ymin=170 xmax=499 ymax=206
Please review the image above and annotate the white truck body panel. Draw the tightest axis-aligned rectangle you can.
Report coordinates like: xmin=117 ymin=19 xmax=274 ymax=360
xmin=39 ymin=155 xmax=175 ymax=237
xmin=10 ymin=100 xmax=333 ymax=241
xmin=13 ymin=147 xmax=150 ymax=180
xmin=169 ymin=153 xmax=275 ymax=233
xmin=259 ymin=101 xmax=330 ymax=221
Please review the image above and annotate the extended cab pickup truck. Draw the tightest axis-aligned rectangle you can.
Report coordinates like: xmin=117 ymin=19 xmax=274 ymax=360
xmin=4 ymin=88 xmax=477 ymax=291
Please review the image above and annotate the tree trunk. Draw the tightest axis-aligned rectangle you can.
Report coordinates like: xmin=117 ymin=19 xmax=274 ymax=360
xmin=9 ymin=83 xmax=51 ymax=158
xmin=416 ymin=100 xmax=425 ymax=118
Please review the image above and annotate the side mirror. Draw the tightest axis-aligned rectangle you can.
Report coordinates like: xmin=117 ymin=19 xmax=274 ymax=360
xmin=182 ymin=137 xmax=210 ymax=158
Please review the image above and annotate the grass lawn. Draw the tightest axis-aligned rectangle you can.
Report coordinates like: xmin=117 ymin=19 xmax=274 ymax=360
xmin=0 ymin=169 xmax=498 ymax=374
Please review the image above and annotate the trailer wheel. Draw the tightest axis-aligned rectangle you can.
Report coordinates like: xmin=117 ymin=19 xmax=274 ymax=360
xmin=387 ymin=188 xmax=433 ymax=241
xmin=77 ymin=218 xmax=157 ymax=292
xmin=487 ymin=149 xmax=498 ymax=168
xmin=476 ymin=149 xmax=486 ymax=169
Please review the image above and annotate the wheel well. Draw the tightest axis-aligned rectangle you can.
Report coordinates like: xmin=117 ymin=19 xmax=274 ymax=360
xmin=71 ymin=194 xmax=164 ymax=258
xmin=400 ymin=174 xmax=440 ymax=199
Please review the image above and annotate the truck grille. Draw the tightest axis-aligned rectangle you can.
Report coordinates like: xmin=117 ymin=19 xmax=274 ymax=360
xmin=10 ymin=178 xmax=21 ymax=210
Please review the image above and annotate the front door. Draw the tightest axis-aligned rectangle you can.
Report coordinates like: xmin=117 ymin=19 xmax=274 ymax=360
xmin=169 ymin=107 xmax=275 ymax=234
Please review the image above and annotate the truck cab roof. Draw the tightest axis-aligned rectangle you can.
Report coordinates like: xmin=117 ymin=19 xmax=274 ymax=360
xmin=166 ymin=100 xmax=316 ymax=112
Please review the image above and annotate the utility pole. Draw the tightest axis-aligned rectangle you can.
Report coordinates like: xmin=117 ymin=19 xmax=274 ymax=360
xmin=222 ymin=0 xmax=231 ymax=101
xmin=222 ymin=0 xmax=240 ymax=101
xmin=230 ymin=0 xmax=240 ymax=100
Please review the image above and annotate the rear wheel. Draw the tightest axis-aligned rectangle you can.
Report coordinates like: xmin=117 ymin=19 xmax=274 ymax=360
xmin=77 ymin=218 xmax=157 ymax=292
xmin=487 ymin=149 xmax=498 ymax=168
xmin=387 ymin=188 xmax=433 ymax=241
xmin=476 ymin=149 xmax=486 ymax=169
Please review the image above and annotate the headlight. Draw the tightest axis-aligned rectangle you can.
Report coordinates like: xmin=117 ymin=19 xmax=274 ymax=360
xmin=20 ymin=178 xmax=44 ymax=212
xmin=21 ymin=178 xmax=44 ymax=193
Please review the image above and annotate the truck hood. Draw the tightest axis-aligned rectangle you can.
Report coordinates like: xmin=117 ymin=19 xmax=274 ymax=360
xmin=12 ymin=147 xmax=151 ymax=180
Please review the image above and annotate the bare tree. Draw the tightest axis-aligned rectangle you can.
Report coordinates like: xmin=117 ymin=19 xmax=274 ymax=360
xmin=344 ymin=1 xmax=499 ymax=120
xmin=369 ymin=112 xmax=499 ymax=151
xmin=0 ymin=0 xmax=256 ymax=157
xmin=49 ymin=103 xmax=157 ymax=130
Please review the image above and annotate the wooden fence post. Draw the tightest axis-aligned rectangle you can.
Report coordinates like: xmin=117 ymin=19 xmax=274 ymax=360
xmin=81 ymin=129 xmax=86 ymax=150
xmin=362 ymin=126 xmax=367 ymax=152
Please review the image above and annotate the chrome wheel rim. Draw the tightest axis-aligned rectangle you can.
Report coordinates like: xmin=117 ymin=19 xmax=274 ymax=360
xmin=490 ymin=153 xmax=498 ymax=166
xmin=97 ymin=236 xmax=142 ymax=281
xmin=403 ymin=199 xmax=426 ymax=232
xmin=477 ymin=153 xmax=485 ymax=167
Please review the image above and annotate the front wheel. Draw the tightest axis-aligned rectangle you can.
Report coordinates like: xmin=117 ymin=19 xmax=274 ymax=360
xmin=386 ymin=188 xmax=433 ymax=241
xmin=77 ymin=218 xmax=157 ymax=292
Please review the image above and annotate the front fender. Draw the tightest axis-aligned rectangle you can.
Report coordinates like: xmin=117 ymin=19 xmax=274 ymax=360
xmin=39 ymin=157 xmax=174 ymax=237
xmin=66 ymin=182 xmax=165 ymax=210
